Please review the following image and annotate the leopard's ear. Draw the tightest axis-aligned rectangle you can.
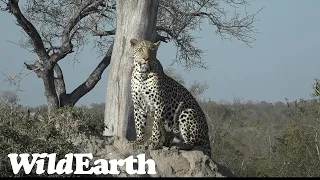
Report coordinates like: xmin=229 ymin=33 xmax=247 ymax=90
xmin=130 ymin=38 xmax=139 ymax=47
xmin=154 ymin=40 xmax=161 ymax=47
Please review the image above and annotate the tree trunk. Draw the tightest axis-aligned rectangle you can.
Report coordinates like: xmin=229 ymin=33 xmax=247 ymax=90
xmin=103 ymin=0 xmax=159 ymax=140
xmin=43 ymin=69 xmax=60 ymax=112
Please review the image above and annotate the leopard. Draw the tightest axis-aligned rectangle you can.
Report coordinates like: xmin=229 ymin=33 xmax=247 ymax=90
xmin=129 ymin=38 xmax=212 ymax=155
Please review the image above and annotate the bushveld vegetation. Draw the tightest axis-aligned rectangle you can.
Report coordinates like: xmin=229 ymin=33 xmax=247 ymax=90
xmin=1 ymin=77 xmax=320 ymax=177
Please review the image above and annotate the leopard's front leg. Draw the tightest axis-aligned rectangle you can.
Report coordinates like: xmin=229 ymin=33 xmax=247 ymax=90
xmin=129 ymin=103 xmax=148 ymax=150
xmin=145 ymin=109 xmax=165 ymax=150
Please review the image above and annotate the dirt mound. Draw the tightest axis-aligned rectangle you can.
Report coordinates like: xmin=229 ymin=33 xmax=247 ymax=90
xmin=78 ymin=136 xmax=233 ymax=177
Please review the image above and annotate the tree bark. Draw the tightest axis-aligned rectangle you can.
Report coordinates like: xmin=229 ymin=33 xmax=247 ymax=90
xmin=43 ymin=69 xmax=60 ymax=112
xmin=103 ymin=0 xmax=160 ymax=140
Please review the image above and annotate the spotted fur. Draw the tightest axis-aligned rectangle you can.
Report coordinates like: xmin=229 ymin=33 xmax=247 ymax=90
xmin=130 ymin=38 xmax=211 ymax=154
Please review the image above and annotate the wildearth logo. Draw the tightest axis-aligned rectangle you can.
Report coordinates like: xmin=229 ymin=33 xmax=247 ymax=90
xmin=7 ymin=153 xmax=156 ymax=175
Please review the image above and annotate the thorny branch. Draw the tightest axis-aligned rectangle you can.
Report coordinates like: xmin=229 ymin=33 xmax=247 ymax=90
xmin=0 ymin=68 xmax=32 ymax=92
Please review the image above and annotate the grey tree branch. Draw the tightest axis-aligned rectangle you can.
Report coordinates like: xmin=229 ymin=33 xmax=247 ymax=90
xmin=156 ymin=33 xmax=170 ymax=43
xmin=156 ymin=0 xmax=261 ymax=68
xmin=24 ymin=62 xmax=43 ymax=78
xmin=92 ymin=28 xmax=116 ymax=37
xmin=51 ymin=0 xmax=106 ymax=63
xmin=6 ymin=0 xmax=49 ymax=62
xmin=66 ymin=42 xmax=113 ymax=106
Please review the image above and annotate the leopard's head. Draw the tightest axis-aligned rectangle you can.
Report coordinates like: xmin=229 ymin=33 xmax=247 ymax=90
xmin=130 ymin=38 xmax=161 ymax=73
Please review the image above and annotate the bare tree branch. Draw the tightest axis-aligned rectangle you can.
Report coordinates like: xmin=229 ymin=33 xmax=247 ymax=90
xmin=50 ymin=0 xmax=107 ymax=63
xmin=157 ymin=0 xmax=262 ymax=69
xmin=5 ymin=0 xmax=49 ymax=61
xmin=156 ymin=33 xmax=170 ymax=43
xmin=24 ymin=62 xmax=43 ymax=78
xmin=66 ymin=42 xmax=113 ymax=106
xmin=0 ymin=67 xmax=33 ymax=92
xmin=91 ymin=28 xmax=116 ymax=37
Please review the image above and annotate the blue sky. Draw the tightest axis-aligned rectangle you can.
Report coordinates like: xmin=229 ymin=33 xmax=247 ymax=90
xmin=1 ymin=0 xmax=320 ymax=107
